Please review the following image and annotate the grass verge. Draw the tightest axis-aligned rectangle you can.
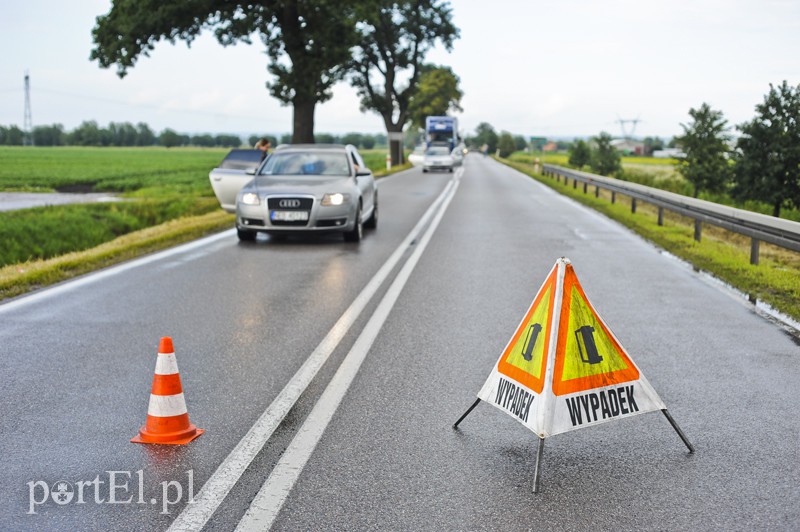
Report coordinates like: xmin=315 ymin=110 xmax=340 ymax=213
xmin=0 ymin=210 xmax=234 ymax=302
xmin=498 ymin=157 xmax=800 ymax=323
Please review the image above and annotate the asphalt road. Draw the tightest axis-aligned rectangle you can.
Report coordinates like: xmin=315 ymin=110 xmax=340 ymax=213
xmin=1 ymin=155 xmax=798 ymax=531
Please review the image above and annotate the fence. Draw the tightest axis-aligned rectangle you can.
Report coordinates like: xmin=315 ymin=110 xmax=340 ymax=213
xmin=541 ymin=164 xmax=800 ymax=265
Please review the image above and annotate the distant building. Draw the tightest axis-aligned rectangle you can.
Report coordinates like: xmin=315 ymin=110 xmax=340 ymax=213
xmin=611 ymin=138 xmax=645 ymax=155
xmin=542 ymin=141 xmax=559 ymax=152
xmin=653 ymin=148 xmax=685 ymax=159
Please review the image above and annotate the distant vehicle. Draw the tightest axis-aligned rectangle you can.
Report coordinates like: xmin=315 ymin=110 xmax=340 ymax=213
xmin=422 ymin=144 xmax=455 ymax=173
xmin=209 ymin=149 xmax=264 ymax=213
xmin=234 ymin=144 xmax=377 ymax=243
xmin=425 ymin=116 xmax=458 ymax=152
xmin=408 ymin=145 xmax=425 ymax=166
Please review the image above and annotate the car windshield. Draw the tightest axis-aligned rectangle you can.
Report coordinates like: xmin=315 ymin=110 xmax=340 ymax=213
xmin=426 ymin=146 xmax=450 ymax=156
xmin=259 ymin=151 xmax=351 ymax=177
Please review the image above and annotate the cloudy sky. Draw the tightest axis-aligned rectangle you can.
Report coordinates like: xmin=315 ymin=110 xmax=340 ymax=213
xmin=1 ymin=0 xmax=798 ymax=140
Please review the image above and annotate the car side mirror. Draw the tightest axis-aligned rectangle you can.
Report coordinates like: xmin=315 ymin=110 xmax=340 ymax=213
xmin=356 ymin=169 xmax=371 ymax=177
xmin=246 ymin=168 xmax=257 ymax=175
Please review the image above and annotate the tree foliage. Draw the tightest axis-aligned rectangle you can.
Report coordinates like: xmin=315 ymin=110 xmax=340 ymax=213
xmin=90 ymin=0 xmax=359 ymax=143
xmin=473 ymin=122 xmax=498 ymax=153
xmin=349 ymin=0 xmax=458 ymax=164
xmin=568 ymin=139 xmax=591 ymax=169
xmin=733 ymin=81 xmax=800 ymax=217
xmin=497 ymin=132 xmax=515 ymax=158
xmin=590 ymin=132 xmax=621 ymax=176
xmin=407 ymin=65 xmax=463 ymax=131
xmin=675 ymin=103 xmax=731 ymax=198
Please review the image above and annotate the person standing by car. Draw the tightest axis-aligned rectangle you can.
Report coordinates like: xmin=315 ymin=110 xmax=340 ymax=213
xmin=255 ymin=137 xmax=272 ymax=162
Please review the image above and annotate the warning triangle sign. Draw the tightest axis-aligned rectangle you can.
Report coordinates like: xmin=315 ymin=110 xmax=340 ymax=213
xmin=477 ymin=257 xmax=667 ymax=438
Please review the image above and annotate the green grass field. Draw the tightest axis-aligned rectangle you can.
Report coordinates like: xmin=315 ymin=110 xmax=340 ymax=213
xmin=0 ymin=146 xmax=228 ymax=195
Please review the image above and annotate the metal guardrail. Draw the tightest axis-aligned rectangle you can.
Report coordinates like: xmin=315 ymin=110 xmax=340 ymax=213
xmin=541 ymin=164 xmax=800 ymax=265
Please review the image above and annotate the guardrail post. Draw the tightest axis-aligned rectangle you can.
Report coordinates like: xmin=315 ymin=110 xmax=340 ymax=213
xmin=694 ymin=220 xmax=702 ymax=242
xmin=583 ymin=182 xmax=588 ymax=194
xmin=611 ymin=191 xmax=616 ymax=204
xmin=595 ymin=185 xmax=600 ymax=198
xmin=573 ymin=179 xmax=577 ymax=189
xmin=750 ymin=238 xmax=760 ymax=265
xmin=631 ymin=198 xmax=637 ymax=213
xmin=658 ymin=207 xmax=664 ymax=226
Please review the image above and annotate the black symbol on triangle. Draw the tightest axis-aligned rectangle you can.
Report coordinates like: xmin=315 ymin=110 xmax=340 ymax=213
xmin=521 ymin=323 xmax=542 ymax=361
xmin=575 ymin=325 xmax=603 ymax=364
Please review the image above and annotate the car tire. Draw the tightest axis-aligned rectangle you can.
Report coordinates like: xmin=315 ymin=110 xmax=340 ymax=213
xmin=237 ymin=227 xmax=257 ymax=241
xmin=422 ymin=168 xmax=428 ymax=173
xmin=343 ymin=203 xmax=363 ymax=242
xmin=364 ymin=193 xmax=378 ymax=230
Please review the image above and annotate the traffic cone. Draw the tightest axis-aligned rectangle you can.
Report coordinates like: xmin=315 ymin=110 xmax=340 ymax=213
xmin=131 ymin=337 xmax=204 ymax=445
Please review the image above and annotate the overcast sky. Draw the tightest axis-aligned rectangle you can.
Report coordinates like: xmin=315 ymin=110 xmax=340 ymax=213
xmin=1 ymin=0 xmax=799 ymax=141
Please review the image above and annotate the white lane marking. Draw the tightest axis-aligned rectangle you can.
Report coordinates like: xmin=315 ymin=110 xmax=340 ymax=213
xmin=167 ymin=177 xmax=458 ymax=532
xmin=235 ymin=174 xmax=461 ymax=531
xmin=0 ymin=229 xmax=236 ymax=315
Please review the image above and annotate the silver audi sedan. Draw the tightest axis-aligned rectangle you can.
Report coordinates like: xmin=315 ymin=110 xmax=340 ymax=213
xmin=235 ymin=144 xmax=377 ymax=242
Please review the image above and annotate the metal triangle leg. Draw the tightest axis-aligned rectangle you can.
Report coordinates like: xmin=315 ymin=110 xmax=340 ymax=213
xmin=533 ymin=437 xmax=545 ymax=493
xmin=662 ymin=409 xmax=695 ymax=453
xmin=453 ymin=398 xmax=481 ymax=429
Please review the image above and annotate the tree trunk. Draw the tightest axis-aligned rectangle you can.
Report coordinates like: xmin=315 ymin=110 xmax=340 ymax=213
xmin=292 ymin=98 xmax=316 ymax=144
xmin=386 ymin=124 xmax=405 ymax=166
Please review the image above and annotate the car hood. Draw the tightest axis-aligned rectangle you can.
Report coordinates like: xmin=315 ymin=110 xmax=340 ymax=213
xmin=247 ymin=175 xmax=354 ymax=195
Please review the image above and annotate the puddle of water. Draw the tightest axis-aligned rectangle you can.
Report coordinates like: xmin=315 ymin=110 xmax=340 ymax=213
xmin=0 ymin=192 xmax=123 ymax=212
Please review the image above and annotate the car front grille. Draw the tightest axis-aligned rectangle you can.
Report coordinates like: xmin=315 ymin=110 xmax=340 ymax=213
xmin=267 ymin=196 xmax=313 ymax=227
xmin=267 ymin=197 xmax=313 ymax=210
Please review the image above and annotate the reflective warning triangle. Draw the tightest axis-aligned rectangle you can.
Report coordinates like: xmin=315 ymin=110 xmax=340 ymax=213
xmin=477 ymin=257 xmax=666 ymax=438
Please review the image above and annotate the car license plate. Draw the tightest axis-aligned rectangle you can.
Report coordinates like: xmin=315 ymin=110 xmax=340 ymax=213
xmin=271 ymin=210 xmax=309 ymax=222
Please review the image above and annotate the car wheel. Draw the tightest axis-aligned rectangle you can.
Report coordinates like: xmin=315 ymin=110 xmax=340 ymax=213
xmin=343 ymin=203 xmax=363 ymax=242
xmin=237 ymin=227 xmax=257 ymax=241
xmin=422 ymin=168 xmax=428 ymax=173
xmin=364 ymin=192 xmax=378 ymax=230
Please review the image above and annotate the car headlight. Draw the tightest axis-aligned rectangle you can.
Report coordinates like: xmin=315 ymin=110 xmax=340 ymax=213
xmin=240 ymin=192 xmax=260 ymax=206
xmin=322 ymin=193 xmax=349 ymax=206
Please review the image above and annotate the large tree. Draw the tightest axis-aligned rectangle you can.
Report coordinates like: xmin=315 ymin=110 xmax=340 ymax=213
xmin=733 ymin=81 xmax=800 ymax=217
xmin=675 ymin=103 xmax=731 ymax=198
xmin=90 ymin=0 xmax=358 ymax=143
xmin=407 ymin=65 xmax=463 ymax=131
xmin=350 ymin=0 xmax=459 ymax=165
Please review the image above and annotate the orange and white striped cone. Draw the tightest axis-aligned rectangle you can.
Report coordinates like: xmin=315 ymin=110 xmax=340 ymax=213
xmin=131 ymin=337 xmax=204 ymax=445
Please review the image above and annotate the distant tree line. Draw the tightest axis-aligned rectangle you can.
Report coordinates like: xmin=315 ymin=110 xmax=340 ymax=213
xmin=0 ymin=121 xmax=241 ymax=148
xmin=245 ymin=132 xmax=387 ymax=150
xmin=0 ymin=120 xmax=391 ymax=151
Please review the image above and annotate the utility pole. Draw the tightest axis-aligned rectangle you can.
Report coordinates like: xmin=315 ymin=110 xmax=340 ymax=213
xmin=23 ymin=71 xmax=33 ymax=146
